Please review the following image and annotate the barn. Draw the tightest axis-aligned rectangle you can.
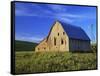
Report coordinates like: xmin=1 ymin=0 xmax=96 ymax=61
xmin=35 ymin=20 xmax=91 ymax=52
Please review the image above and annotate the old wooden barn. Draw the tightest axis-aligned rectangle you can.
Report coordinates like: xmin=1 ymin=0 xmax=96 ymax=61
xmin=35 ymin=21 xmax=91 ymax=52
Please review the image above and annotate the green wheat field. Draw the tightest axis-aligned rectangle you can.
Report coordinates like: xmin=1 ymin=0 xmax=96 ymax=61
xmin=15 ymin=51 xmax=97 ymax=74
xmin=15 ymin=40 xmax=97 ymax=74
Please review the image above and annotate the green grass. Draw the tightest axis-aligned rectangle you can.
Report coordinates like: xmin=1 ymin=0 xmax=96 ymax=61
xmin=15 ymin=51 xmax=97 ymax=74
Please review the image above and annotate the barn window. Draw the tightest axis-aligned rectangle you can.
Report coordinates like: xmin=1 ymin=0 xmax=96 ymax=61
xmin=61 ymin=39 xmax=64 ymax=45
xmin=63 ymin=32 xmax=65 ymax=35
xmin=54 ymin=37 xmax=56 ymax=45
xmin=44 ymin=47 xmax=46 ymax=50
xmin=58 ymin=33 xmax=59 ymax=36
xmin=65 ymin=40 xmax=66 ymax=45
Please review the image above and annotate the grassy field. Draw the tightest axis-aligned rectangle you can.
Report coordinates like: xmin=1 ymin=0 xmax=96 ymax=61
xmin=15 ymin=51 xmax=97 ymax=74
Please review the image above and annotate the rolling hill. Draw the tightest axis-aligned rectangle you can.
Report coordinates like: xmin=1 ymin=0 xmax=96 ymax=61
xmin=15 ymin=40 xmax=38 ymax=51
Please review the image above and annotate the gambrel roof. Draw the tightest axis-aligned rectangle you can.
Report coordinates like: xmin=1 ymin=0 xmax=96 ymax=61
xmin=59 ymin=21 xmax=90 ymax=41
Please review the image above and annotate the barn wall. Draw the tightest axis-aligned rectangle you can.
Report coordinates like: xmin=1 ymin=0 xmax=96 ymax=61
xmin=69 ymin=39 xmax=91 ymax=51
xmin=35 ymin=38 xmax=49 ymax=52
xmin=47 ymin=21 xmax=69 ymax=52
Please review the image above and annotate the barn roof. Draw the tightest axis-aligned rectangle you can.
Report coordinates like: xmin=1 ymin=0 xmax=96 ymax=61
xmin=58 ymin=21 xmax=90 ymax=41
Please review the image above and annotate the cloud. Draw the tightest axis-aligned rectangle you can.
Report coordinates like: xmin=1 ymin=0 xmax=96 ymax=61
xmin=15 ymin=35 xmax=44 ymax=43
xmin=47 ymin=4 xmax=67 ymax=12
xmin=57 ymin=13 xmax=82 ymax=18
xmin=15 ymin=2 xmax=95 ymax=24
xmin=58 ymin=17 xmax=73 ymax=23
xmin=15 ymin=6 xmax=39 ymax=16
xmin=15 ymin=2 xmax=97 ymax=27
xmin=15 ymin=3 xmax=83 ymax=23
xmin=15 ymin=3 xmax=52 ymax=17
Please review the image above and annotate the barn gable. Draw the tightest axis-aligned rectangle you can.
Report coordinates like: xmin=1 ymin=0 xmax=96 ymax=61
xmin=46 ymin=21 xmax=69 ymax=51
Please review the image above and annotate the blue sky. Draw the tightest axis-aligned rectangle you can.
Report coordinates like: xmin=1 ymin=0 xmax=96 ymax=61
xmin=15 ymin=2 xmax=97 ymax=43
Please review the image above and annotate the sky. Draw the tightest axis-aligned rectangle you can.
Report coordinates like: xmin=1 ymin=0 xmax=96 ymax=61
xmin=15 ymin=2 xmax=97 ymax=43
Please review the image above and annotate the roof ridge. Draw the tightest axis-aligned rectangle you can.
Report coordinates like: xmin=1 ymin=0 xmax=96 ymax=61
xmin=56 ymin=20 xmax=81 ymax=29
xmin=55 ymin=20 xmax=90 ymax=41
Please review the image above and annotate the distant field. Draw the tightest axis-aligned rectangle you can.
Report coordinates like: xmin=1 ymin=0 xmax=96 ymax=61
xmin=15 ymin=40 xmax=38 ymax=51
xmin=15 ymin=51 xmax=97 ymax=74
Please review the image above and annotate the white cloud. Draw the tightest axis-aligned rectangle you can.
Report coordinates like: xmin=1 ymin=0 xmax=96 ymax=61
xmin=15 ymin=3 xmax=95 ymax=21
xmin=47 ymin=4 xmax=67 ymax=12
xmin=58 ymin=17 xmax=73 ymax=23
xmin=15 ymin=35 xmax=44 ymax=43
xmin=15 ymin=9 xmax=39 ymax=17
xmin=15 ymin=3 xmax=83 ymax=23
xmin=57 ymin=13 xmax=82 ymax=18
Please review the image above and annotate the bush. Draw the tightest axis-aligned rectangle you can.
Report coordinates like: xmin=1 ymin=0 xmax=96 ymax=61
xmin=91 ymin=43 xmax=97 ymax=53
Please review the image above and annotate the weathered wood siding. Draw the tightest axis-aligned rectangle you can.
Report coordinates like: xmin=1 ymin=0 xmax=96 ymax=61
xmin=69 ymin=39 xmax=91 ymax=51
xmin=47 ymin=21 xmax=69 ymax=51
xmin=35 ymin=38 xmax=49 ymax=52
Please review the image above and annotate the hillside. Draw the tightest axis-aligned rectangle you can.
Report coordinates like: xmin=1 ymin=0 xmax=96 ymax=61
xmin=15 ymin=40 xmax=38 ymax=51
